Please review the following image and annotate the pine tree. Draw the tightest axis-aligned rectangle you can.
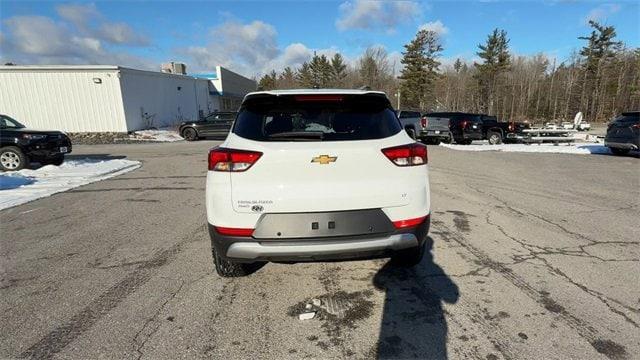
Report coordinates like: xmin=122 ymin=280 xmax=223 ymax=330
xmin=474 ymin=28 xmax=511 ymax=113
xmin=296 ymin=62 xmax=314 ymax=88
xmin=399 ymin=29 xmax=443 ymax=110
xmin=258 ymin=70 xmax=277 ymax=90
xmin=330 ymin=53 xmax=348 ymax=87
xmin=309 ymin=54 xmax=332 ymax=88
xmin=278 ymin=67 xmax=296 ymax=89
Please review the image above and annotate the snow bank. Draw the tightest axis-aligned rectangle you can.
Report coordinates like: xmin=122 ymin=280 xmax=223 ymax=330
xmin=129 ymin=128 xmax=183 ymax=142
xmin=0 ymin=159 xmax=141 ymax=210
xmin=439 ymin=143 xmax=612 ymax=155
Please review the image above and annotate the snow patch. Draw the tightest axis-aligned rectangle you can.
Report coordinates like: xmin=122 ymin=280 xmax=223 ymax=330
xmin=129 ymin=128 xmax=183 ymax=142
xmin=0 ymin=159 xmax=141 ymax=210
xmin=439 ymin=143 xmax=612 ymax=155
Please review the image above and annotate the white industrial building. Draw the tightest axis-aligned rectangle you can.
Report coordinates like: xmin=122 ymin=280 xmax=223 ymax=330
xmin=0 ymin=65 xmax=256 ymax=133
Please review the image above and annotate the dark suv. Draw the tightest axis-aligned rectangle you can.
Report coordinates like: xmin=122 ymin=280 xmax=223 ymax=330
xmin=0 ymin=114 xmax=72 ymax=171
xmin=179 ymin=111 xmax=237 ymax=141
xmin=605 ymin=111 xmax=639 ymax=155
xmin=423 ymin=112 xmax=483 ymax=145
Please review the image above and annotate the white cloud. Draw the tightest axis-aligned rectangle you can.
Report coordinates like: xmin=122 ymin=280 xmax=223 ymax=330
xmin=181 ymin=20 xmax=341 ymax=77
xmin=336 ymin=0 xmax=421 ymax=31
xmin=56 ymin=3 xmax=99 ymax=30
xmin=583 ymin=4 xmax=621 ymax=24
xmin=419 ymin=20 xmax=449 ymax=36
xmin=2 ymin=12 xmax=154 ymax=69
xmin=98 ymin=22 xmax=149 ymax=45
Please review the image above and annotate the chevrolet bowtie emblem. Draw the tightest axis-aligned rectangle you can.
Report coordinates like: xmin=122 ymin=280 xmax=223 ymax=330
xmin=311 ymin=155 xmax=337 ymax=164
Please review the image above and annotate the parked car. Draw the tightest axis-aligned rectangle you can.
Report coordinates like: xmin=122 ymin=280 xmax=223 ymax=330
xmin=480 ymin=116 xmax=531 ymax=144
xmin=422 ymin=112 xmax=483 ymax=145
xmin=577 ymin=122 xmax=591 ymax=131
xmin=206 ymin=89 xmax=430 ymax=277
xmin=0 ymin=114 xmax=72 ymax=171
xmin=605 ymin=111 xmax=639 ymax=155
xmin=178 ymin=111 xmax=237 ymax=141
xmin=396 ymin=110 xmax=423 ymax=139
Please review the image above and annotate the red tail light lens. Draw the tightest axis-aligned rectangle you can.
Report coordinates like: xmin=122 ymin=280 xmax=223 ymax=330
xmin=381 ymin=143 xmax=428 ymax=166
xmin=421 ymin=116 xmax=428 ymax=128
xmin=214 ymin=226 xmax=254 ymax=237
xmin=393 ymin=215 xmax=429 ymax=229
xmin=508 ymin=123 xmax=514 ymax=131
xmin=208 ymin=147 xmax=262 ymax=172
xmin=632 ymin=123 xmax=640 ymax=129
xmin=461 ymin=120 xmax=468 ymax=128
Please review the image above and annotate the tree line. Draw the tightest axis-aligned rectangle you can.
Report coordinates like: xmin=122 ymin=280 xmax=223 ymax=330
xmin=258 ymin=21 xmax=639 ymax=122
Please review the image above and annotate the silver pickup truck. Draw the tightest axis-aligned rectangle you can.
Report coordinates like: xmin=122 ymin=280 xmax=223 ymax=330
xmin=396 ymin=110 xmax=424 ymax=139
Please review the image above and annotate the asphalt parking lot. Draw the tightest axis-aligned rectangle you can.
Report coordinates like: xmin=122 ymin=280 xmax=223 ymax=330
xmin=1 ymin=141 xmax=638 ymax=360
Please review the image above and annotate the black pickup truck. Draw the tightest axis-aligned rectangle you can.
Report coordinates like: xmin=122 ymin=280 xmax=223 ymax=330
xmin=480 ymin=116 xmax=531 ymax=144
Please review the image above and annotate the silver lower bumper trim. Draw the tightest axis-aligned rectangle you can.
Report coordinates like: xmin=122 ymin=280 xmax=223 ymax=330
xmin=226 ymin=233 xmax=418 ymax=260
xmin=605 ymin=142 xmax=638 ymax=150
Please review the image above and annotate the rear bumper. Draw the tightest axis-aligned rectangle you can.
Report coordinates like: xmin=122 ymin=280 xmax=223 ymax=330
xmin=605 ymin=141 xmax=638 ymax=150
xmin=209 ymin=214 xmax=430 ymax=262
xmin=420 ymin=130 xmax=450 ymax=139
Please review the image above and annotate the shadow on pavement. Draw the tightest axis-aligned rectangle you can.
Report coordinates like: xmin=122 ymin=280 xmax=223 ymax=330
xmin=373 ymin=237 xmax=459 ymax=359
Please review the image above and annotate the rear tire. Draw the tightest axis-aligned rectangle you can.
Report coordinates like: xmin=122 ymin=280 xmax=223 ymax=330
xmin=211 ymin=245 xmax=253 ymax=277
xmin=488 ymin=132 xmax=503 ymax=145
xmin=182 ymin=127 xmax=198 ymax=141
xmin=0 ymin=146 xmax=28 ymax=171
xmin=391 ymin=242 xmax=426 ymax=267
xmin=610 ymin=147 xmax=630 ymax=156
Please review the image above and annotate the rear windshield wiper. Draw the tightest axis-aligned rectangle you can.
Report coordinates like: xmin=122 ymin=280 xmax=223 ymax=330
xmin=267 ymin=131 xmax=324 ymax=141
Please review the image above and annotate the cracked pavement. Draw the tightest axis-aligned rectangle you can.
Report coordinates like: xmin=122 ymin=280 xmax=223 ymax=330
xmin=1 ymin=142 xmax=638 ymax=359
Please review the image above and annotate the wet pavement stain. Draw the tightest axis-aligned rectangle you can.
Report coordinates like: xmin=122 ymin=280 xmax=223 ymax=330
xmin=590 ymin=339 xmax=628 ymax=360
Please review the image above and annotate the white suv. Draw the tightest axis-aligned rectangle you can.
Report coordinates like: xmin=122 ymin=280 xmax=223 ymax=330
xmin=206 ymin=89 xmax=431 ymax=277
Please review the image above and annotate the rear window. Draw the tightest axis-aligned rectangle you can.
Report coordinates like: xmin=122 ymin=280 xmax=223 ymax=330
xmin=232 ymin=94 xmax=401 ymax=141
xmin=450 ymin=114 xmax=482 ymax=124
xmin=613 ymin=114 xmax=639 ymax=125
xmin=398 ymin=111 xmax=421 ymax=118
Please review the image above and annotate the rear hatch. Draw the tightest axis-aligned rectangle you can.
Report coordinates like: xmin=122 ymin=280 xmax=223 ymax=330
xmin=425 ymin=117 xmax=450 ymax=132
xmin=226 ymin=93 xmax=417 ymax=214
xmin=607 ymin=114 xmax=640 ymax=140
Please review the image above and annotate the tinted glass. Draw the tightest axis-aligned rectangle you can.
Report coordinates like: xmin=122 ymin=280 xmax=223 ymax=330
xmin=233 ymin=95 xmax=401 ymax=141
xmin=613 ymin=114 xmax=639 ymax=125
xmin=399 ymin=111 xmax=421 ymax=118
xmin=0 ymin=115 xmax=25 ymax=129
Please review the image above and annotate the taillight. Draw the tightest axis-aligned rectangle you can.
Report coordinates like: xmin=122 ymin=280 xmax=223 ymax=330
xmin=632 ymin=123 xmax=640 ymax=129
xmin=421 ymin=116 xmax=428 ymax=128
xmin=508 ymin=123 xmax=514 ymax=131
xmin=208 ymin=147 xmax=262 ymax=171
xmin=393 ymin=215 xmax=429 ymax=229
xmin=461 ymin=120 xmax=468 ymax=128
xmin=214 ymin=226 xmax=254 ymax=237
xmin=381 ymin=143 xmax=427 ymax=166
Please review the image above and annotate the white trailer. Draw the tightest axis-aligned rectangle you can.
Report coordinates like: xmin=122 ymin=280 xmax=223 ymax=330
xmin=0 ymin=65 xmax=217 ymax=132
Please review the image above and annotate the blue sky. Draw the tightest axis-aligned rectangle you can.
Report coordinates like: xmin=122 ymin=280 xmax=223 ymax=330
xmin=1 ymin=1 xmax=638 ymax=78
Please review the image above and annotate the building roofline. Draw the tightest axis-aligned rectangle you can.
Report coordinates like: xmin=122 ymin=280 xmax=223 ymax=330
xmin=0 ymin=65 xmax=122 ymax=71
